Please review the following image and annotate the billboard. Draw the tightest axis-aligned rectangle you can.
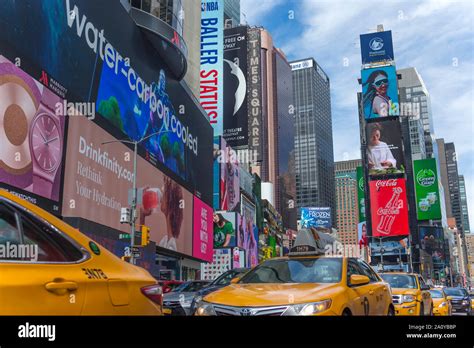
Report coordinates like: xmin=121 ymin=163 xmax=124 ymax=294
xmin=414 ymin=158 xmax=442 ymax=220
xmin=247 ymin=28 xmax=262 ymax=163
xmin=62 ymin=116 xmax=195 ymax=257
xmin=0 ymin=54 xmax=66 ymax=214
xmin=366 ymin=118 xmax=405 ymax=176
xmin=213 ymin=211 xmax=238 ymax=248
xmin=200 ymin=0 xmax=224 ymax=135
xmin=419 ymin=226 xmax=445 ymax=266
xmin=358 ymin=221 xmax=368 ymax=247
xmin=223 ymin=26 xmax=248 ymax=147
xmin=219 ymin=137 xmax=240 ymax=211
xmin=369 ymin=179 xmax=409 ymax=237
xmin=240 ymin=195 xmax=258 ymax=267
xmin=356 ymin=166 xmax=366 ymax=222
xmin=201 ymin=249 xmax=232 ymax=280
xmin=300 ymin=207 xmax=332 ymax=229
xmin=361 ymin=65 xmax=399 ymax=118
xmin=360 ymin=31 xmax=395 ymax=65
xmin=369 ymin=238 xmax=409 ymax=256
xmin=193 ymin=196 xmax=214 ymax=262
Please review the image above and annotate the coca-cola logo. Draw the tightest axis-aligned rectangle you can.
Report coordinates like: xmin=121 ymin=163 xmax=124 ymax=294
xmin=375 ymin=179 xmax=398 ymax=189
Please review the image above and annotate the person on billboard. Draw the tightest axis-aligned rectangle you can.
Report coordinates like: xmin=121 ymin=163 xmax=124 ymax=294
xmin=213 ymin=213 xmax=235 ymax=248
xmin=367 ymin=123 xmax=397 ymax=170
xmin=363 ymin=70 xmax=394 ymax=118
xmin=158 ymin=176 xmax=184 ymax=251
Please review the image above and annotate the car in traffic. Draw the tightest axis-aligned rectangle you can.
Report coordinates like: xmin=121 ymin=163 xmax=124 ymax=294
xmin=429 ymin=288 xmax=452 ymax=316
xmin=0 ymin=189 xmax=163 ymax=315
xmin=444 ymin=287 xmax=472 ymax=315
xmin=190 ymin=268 xmax=249 ymax=315
xmin=379 ymin=272 xmax=433 ymax=316
xmin=162 ymin=280 xmax=210 ymax=315
xmin=195 ymin=228 xmax=394 ymax=316
xmin=156 ymin=280 xmax=184 ymax=294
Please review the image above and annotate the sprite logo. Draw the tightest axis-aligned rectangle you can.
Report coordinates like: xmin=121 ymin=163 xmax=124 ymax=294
xmin=416 ymin=169 xmax=436 ymax=187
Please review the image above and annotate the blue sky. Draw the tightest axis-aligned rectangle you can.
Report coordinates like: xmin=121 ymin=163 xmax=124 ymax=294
xmin=241 ymin=0 xmax=474 ymax=228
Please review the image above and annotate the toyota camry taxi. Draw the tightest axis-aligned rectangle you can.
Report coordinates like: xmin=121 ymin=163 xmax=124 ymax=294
xmin=0 ymin=189 xmax=163 ymax=315
xmin=379 ymin=272 xmax=433 ymax=316
xmin=195 ymin=228 xmax=394 ymax=316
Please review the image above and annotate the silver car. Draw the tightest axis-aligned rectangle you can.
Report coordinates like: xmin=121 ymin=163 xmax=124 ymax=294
xmin=163 ymin=281 xmax=210 ymax=315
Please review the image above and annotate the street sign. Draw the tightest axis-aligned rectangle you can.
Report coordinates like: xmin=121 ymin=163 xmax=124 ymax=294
xmin=119 ymin=233 xmax=131 ymax=240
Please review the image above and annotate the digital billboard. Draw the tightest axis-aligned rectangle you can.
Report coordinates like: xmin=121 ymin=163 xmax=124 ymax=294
xmin=224 ymin=26 xmax=248 ymax=147
xmin=356 ymin=166 xmax=366 ymax=222
xmin=361 ymin=65 xmax=399 ymax=118
xmin=192 ymin=196 xmax=214 ymax=262
xmin=213 ymin=211 xmax=238 ymax=249
xmin=300 ymin=207 xmax=332 ymax=229
xmin=0 ymin=54 xmax=66 ymax=214
xmin=219 ymin=137 xmax=240 ymax=211
xmin=366 ymin=118 xmax=405 ymax=176
xmin=200 ymin=0 xmax=224 ymax=135
xmin=369 ymin=179 xmax=409 ymax=237
xmin=360 ymin=31 xmax=395 ymax=64
xmin=419 ymin=226 xmax=445 ymax=266
xmin=413 ymin=158 xmax=442 ymax=221
xmin=240 ymin=195 xmax=258 ymax=267
xmin=369 ymin=239 xmax=409 ymax=256
xmin=62 ymin=116 xmax=194 ymax=257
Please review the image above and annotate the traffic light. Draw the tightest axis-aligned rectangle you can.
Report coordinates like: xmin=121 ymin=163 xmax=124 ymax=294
xmin=140 ymin=225 xmax=150 ymax=246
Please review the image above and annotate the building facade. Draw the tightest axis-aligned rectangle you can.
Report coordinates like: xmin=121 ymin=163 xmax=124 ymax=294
xmin=291 ymin=58 xmax=336 ymax=226
xmin=224 ymin=0 xmax=240 ymax=27
xmin=459 ymin=175 xmax=471 ymax=234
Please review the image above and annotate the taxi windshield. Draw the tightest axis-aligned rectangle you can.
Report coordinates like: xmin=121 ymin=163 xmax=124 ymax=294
xmin=380 ymin=274 xmax=417 ymax=289
xmin=238 ymin=258 xmax=342 ymax=284
xmin=429 ymin=290 xmax=444 ymax=298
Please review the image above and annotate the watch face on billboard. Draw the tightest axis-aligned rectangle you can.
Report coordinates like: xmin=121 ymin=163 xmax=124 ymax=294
xmin=361 ymin=65 xmax=399 ymax=119
xmin=0 ymin=55 xmax=65 ymax=213
xmin=369 ymin=179 xmax=409 ymax=237
xmin=414 ymin=158 xmax=442 ymax=220
xmin=366 ymin=118 xmax=405 ymax=177
xmin=360 ymin=31 xmax=395 ymax=64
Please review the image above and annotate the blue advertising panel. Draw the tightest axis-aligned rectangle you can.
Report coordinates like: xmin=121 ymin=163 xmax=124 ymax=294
xmin=360 ymin=31 xmax=394 ymax=64
xmin=200 ymin=0 xmax=224 ymax=135
xmin=361 ymin=65 xmax=399 ymax=119
xmin=300 ymin=207 xmax=332 ymax=229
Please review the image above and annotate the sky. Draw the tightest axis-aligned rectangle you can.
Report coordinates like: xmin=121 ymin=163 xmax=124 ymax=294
xmin=240 ymin=0 xmax=474 ymax=229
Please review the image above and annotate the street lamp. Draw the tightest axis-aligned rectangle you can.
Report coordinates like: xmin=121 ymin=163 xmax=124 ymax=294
xmin=102 ymin=131 xmax=162 ymax=264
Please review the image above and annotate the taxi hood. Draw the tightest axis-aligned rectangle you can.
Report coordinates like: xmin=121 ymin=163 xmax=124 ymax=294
xmin=203 ymin=283 xmax=342 ymax=307
xmin=390 ymin=288 xmax=418 ymax=296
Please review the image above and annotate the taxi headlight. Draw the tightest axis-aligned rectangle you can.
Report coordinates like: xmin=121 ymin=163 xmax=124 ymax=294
xmin=402 ymin=295 xmax=415 ymax=303
xmin=462 ymin=300 xmax=470 ymax=305
xmin=283 ymin=299 xmax=332 ymax=316
xmin=439 ymin=302 xmax=447 ymax=308
xmin=194 ymin=301 xmax=216 ymax=316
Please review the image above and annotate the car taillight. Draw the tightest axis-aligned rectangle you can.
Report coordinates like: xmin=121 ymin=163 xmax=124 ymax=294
xmin=141 ymin=284 xmax=163 ymax=305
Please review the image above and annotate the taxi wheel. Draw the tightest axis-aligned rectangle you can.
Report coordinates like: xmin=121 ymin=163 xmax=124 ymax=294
xmin=387 ymin=306 xmax=395 ymax=316
xmin=342 ymin=309 xmax=352 ymax=316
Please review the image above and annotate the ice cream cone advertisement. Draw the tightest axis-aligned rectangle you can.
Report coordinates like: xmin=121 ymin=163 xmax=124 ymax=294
xmin=369 ymin=179 xmax=409 ymax=237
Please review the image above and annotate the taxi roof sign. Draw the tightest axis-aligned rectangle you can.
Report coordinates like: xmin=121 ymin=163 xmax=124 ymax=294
xmin=289 ymin=228 xmax=336 ymax=256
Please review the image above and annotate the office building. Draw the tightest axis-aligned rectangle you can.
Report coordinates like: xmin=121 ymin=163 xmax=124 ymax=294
xmin=291 ymin=58 xmax=336 ymax=226
xmin=224 ymin=0 xmax=240 ymax=27
xmin=398 ymin=67 xmax=435 ymax=158
xmin=464 ymin=233 xmax=474 ymax=285
xmin=335 ymin=174 xmax=358 ymax=246
xmin=459 ymin=175 xmax=471 ymax=234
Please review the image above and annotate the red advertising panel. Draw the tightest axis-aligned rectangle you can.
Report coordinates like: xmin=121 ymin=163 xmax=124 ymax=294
xmin=193 ymin=196 xmax=214 ymax=262
xmin=369 ymin=179 xmax=409 ymax=237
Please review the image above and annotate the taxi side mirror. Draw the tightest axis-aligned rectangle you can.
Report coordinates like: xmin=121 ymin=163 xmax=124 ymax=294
xmin=230 ymin=277 xmax=240 ymax=284
xmin=420 ymin=284 xmax=430 ymax=291
xmin=350 ymin=274 xmax=370 ymax=286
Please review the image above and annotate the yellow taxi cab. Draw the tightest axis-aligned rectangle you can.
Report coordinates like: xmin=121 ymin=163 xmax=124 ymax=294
xmin=379 ymin=272 xmax=433 ymax=316
xmin=0 ymin=189 xmax=163 ymax=315
xmin=429 ymin=288 xmax=452 ymax=316
xmin=195 ymin=228 xmax=394 ymax=316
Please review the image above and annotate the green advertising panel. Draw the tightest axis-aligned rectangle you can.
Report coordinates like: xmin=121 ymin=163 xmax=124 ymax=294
xmin=414 ymin=158 xmax=442 ymax=220
xmin=356 ymin=166 xmax=366 ymax=222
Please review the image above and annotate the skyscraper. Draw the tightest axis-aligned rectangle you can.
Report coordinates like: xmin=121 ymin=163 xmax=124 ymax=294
xmin=334 ymin=160 xmax=361 ymax=246
xmin=398 ymin=67 xmax=435 ymax=158
xmin=224 ymin=0 xmax=240 ymax=27
xmin=291 ymin=58 xmax=336 ymax=226
xmin=459 ymin=175 xmax=471 ymax=234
